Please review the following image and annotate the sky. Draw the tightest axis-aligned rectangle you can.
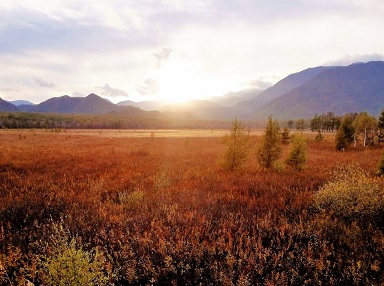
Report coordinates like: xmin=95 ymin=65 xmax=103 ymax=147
xmin=1 ymin=0 xmax=384 ymax=104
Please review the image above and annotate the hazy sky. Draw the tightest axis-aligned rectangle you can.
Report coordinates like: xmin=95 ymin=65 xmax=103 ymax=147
xmin=1 ymin=0 xmax=384 ymax=104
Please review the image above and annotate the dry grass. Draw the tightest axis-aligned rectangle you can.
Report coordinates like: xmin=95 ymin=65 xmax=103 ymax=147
xmin=1 ymin=130 xmax=384 ymax=285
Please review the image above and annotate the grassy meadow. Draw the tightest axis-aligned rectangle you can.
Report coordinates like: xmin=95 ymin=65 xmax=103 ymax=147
xmin=1 ymin=129 xmax=384 ymax=285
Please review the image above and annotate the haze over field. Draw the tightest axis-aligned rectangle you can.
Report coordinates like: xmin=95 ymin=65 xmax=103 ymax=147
xmin=1 ymin=1 xmax=384 ymax=104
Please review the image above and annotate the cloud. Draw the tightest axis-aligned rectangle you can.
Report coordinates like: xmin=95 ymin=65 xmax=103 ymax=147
xmin=0 ymin=1 xmax=384 ymax=103
xmin=248 ymin=79 xmax=274 ymax=90
xmin=72 ymin=91 xmax=86 ymax=97
xmin=32 ymin=77 xmax=55 ymax=88
xmin=325 ymin=54 xmax=384 ymax=66
xmin=153 ymin=47 xmax=172 ymax=67
xmin=137 ymin=78 xmax=159 ymax=95
xmin=97 ymin=84 xmax=129 ymax=97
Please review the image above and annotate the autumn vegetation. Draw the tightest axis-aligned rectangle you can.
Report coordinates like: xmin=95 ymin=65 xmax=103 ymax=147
xmin=1 ymin=114 xmax=384 ymax=284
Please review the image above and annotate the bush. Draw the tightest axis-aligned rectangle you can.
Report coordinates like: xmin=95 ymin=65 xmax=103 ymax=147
xmin=314 ymin=163 xmax=384 ymax=224
xmin=257 ymin=116 xmax=281 ymax=169
xmin=39 ymin=225 xmax=109 ymax=286
xmin=221 ymin=118 xmax=249 ymax=171
xmin=314 ymin=130 xmax=324 ymax=142
xmin=377 ymin=152 xmax=384 ymax=175
xmin=285 ymin=135 xmax=306 ymax=171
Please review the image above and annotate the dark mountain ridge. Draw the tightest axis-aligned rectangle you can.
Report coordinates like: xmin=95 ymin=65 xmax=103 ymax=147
xmin=0 ymin=98 xmax=19 ymax=112
xmin=2 ymin=61 xmax=384 ymax=121
xmin=253 ymin=61 xmax=384 ymax=119
xmin=25 ymin=93 xmax=123 ymax=114
xmin=234 ymin=66 xmax=334 ymax=116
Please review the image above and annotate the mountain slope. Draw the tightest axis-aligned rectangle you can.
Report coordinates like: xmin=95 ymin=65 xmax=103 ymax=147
xmin=254 ymin=61 xmax=384 ymax=119
xmin=72 ymin=93 xmax=122 ymax=114
xmin=28 ymin=95 xmax=82 ymax=113
xmin=235 ymin=66 xmax=334 ymax=116
xmin=0 ymin=98 xmax=19 ymax=112
xmin=117 ymin=100 xmax=167 ymax=111
xmin=161 ymin=100 xmax=233 ymax=120
xmin=208 ymin=88 xmax=264 ymax=107
xmin=9 ymin=100 xmax=34 ymax=106
xmin=27 ymin=93 xmax=122 ymax=114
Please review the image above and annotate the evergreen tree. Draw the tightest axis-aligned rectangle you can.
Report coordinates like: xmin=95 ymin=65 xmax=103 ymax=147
xmin=286 ymin=135 xmax=307 ymax=171
xmin=257 ymin=116 xmax=281 ymax=169
xmin=281 ymin=126 xmax=291 ymax=145
xmin=221 ymin=118 xmax=250 ymax=171
xmin=295 ymin=118 xmax=307 ymax=132
xmin=335 ymin=127 xmax=347 ymax=151
xmin=377 ymin=152 xmax=384 ymax=175
xmin=287 ymin=120 xmax=294 ymax=131
xmin=315 ymin=129 xmax=324 ymax=142
xmin=335 ymin=114 xmax=356 ymax=150
xmin=378 ymin=109 xmax=384 ymax=130
xmin=378 ymin=109 xmax=384 ymax=144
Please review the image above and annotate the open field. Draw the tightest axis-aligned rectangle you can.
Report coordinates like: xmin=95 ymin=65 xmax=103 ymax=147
xmin=1 ymin=130 xmax=384 ymax=285
xmin=0 ymin=128 xmax=265 ymax=138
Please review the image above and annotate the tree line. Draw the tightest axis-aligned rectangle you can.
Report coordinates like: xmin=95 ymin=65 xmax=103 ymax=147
xmin=0 ymin=112 xmax=229 ymax=130
xmin=284 ymin=110 xmax=384 ymax=150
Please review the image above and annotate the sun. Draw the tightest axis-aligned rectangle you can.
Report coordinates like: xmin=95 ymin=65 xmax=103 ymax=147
xmin=155 ymin=61 xmax=208 ymax=103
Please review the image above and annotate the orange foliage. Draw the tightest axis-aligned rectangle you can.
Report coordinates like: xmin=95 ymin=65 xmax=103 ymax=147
xmin=1 ymin=130 xmax=384 ymax=285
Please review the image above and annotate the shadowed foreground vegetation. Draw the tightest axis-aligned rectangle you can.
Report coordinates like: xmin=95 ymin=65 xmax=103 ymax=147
xmin=1 ymin=130 xmax=384 ymax=285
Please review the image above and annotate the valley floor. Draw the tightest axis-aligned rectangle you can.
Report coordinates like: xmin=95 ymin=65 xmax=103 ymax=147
xmin=1 ymin=130 xmax=384 ymax=285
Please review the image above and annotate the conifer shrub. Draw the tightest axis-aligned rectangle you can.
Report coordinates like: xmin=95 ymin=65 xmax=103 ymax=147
xmin=39 ymin=225 xmax=109 ymax=286
xmin=315 ymin=130 xmax=324 ymax=142
xmin=257 ymin=116 xmax=281 ymax=169
xmin=221 ymin=119 xmax=250 ymax=171
xmin=314 ymin=163 xmax=384 ymax=224
xmin=286 ymin=135 xmax=307 ymax=171
xmin=281 ymin=127 xmax=291 ymax=145
xmin=377 ymin=152 xmax=384 ymax=175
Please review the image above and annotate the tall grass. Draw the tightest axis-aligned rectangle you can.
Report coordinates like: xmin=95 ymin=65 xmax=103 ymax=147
xmin=1 ymin=131 xmax=384 ymax=285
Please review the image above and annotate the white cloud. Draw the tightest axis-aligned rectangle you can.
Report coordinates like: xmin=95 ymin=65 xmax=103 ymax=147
xmin=32 ymin=77 xmax=55 ymax=88
xmin=97 ymin=84 xmax=129 ymax=97
xmin=153 ymin=47 xmax=172 ymax=68
xmin=137 ymin=78 xmax=159 ymax=96
xmin=325 ymin=54 xmax=384 ymax=66
xmin=0 ymin=1 xmax=383 ymax=103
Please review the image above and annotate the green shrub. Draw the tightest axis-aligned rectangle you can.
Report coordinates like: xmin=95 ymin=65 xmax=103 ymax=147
xmin=118 ymin=189 xmax=145 ymax=210
xmin=257 ymin=116 xmax=281 ymax=169
xmin=221 ymin=118 xmax=250 ymax=171
xmin=314 ymin=163 xmax=384 ymax=223
xmin=377 ymin=152 xmax=384 ymax=175
xmin=314 ymin=130 xmax=324 ymax=142
xmin=40 ymin=225 xmax=109 ymax=286
xmin=285 ymin=135 xmax=306 ymax=171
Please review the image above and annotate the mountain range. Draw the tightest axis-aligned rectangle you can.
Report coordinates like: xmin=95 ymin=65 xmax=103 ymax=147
xmin=1 ymin=61 xmax=384 ymax=121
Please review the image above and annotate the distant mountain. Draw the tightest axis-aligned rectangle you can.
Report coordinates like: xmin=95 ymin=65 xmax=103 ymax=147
xmin=161 ymin=100 xmax=233 ymax=120
xmin=253 ymin=61 xmax=384 ymax=119
xmin=3 ymin=61 xmax=384 ymax=122
xmin=117 ymin=99 xmax=167 ymax=111
xmin=235 ymin=66 xmax=334 ymax=116
xmin=71 ymin=93 xmax=122 ymax=114
xmin=0 ymin=98 xmax=19 ymax=112
xmin=208 ymin=88 xmax=264 ymax=107
xmin=9 ymin=100 xmax=34 ymax=106
xmin=27 ymin=93 xmax=123 ymax=114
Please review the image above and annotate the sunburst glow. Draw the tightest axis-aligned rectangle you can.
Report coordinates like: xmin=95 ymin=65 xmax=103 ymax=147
xmin=154 ymin=61 xmax=210 ymax=103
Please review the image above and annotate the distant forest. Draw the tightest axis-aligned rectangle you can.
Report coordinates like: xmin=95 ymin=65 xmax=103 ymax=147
xmin=0 ymin=112 xmax=230 ymax=130
xmin=0 ymin=110 xmax=382 ymax=134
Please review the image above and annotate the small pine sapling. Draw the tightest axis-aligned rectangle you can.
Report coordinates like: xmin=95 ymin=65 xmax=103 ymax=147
xmin=257 ymin=116 xmax=282 ymax=169
xmin=281 ymin=126 xmax=291 ymax=145
xmin=286 ymin=134 xmax=307 ymax=171
xmin=221 ymin=118 xmax=250 ymax=171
